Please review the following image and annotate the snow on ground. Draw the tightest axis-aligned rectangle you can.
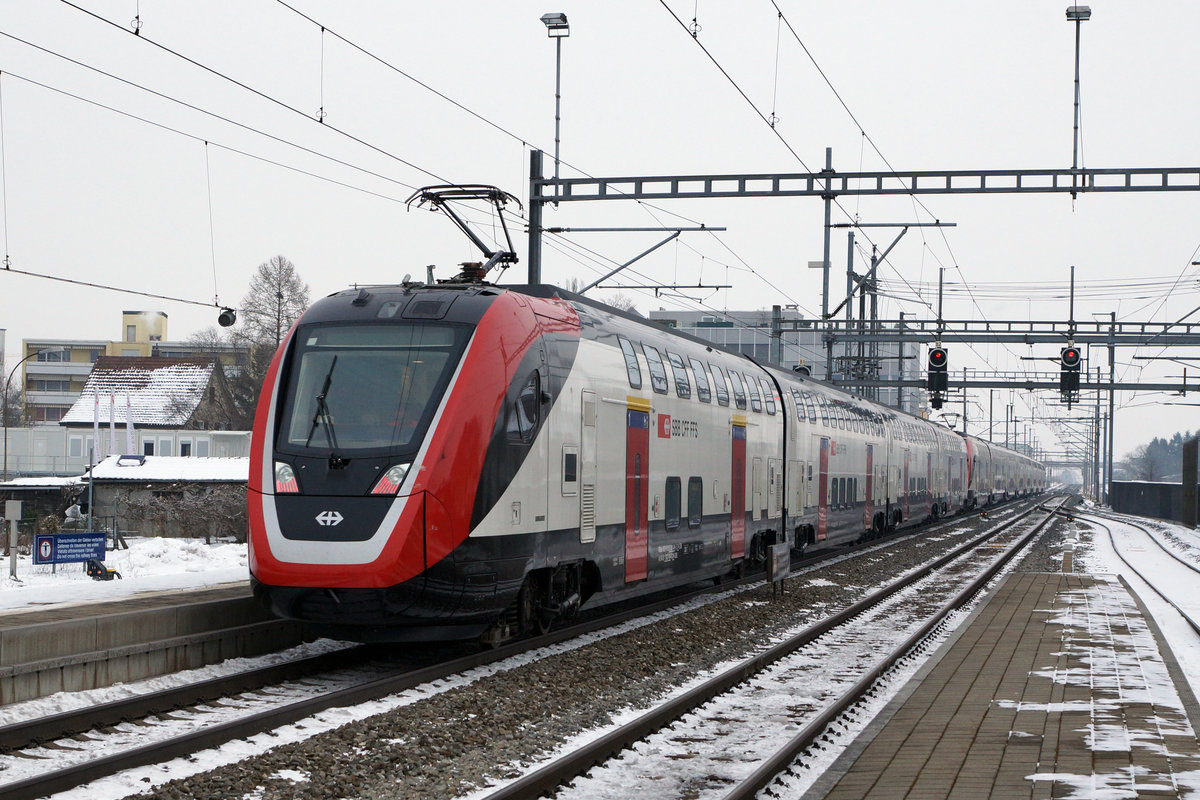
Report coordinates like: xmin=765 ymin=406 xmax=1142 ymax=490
xmin=0 ymin=535 xmax=248 ymax=612
xmin=3 ymin=510 xmax=1200 ymax=800
xmin=1076 ymin=513 xmax=1200 ymax=705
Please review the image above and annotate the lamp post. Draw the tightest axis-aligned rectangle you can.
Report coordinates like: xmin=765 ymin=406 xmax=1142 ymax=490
xmin=540 ymin=12 xmax=569 ymax=204
xmin=3 ymin=348 xmax=53 ymax=482
xmin=1066 ymin=5 xmax=1091 ymax=199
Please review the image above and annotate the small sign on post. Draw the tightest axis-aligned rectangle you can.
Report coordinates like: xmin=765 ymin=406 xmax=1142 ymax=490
xmin=768 ymin=541 xmax=790 ymax=599
xmin=34 ymin=532 xmax=107 ymax=566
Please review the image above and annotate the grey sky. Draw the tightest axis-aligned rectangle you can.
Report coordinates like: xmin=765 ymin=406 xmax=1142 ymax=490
xmin=1 ymin=1 xmax=1198 ymax=457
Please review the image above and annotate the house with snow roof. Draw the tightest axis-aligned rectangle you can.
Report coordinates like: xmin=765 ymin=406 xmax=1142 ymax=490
xmin=59 ymin=356 xmax=240 ymax=457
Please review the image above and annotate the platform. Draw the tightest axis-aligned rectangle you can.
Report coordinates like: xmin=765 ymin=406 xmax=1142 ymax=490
xmin=806 ymin=572 xmax=1200 ymax=799
xmin=0 ymin=582 xmax=309 ymax=704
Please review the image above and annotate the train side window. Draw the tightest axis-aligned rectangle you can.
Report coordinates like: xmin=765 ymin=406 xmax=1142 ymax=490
xmin=618 ymin=336 xmax=642 ymax=390
xmin=802 ymin=390 xmax=817 ymax=423
xmin=666 ymin=351 xmax=691 ymax=399
xmin=709 ymin=363 xmax=730 ymax=406
xmin=508 ymin=371 xmax=541 ymax=444
xmin=759 ymin=378 xmax=776 ymax=415
xmin=688 ymin=476 xmax=703 ymax=527
xmin=642 ymin=344 xmax=669 ymax=394
xmin=665 ymin=476 xmax=681 ymax=530
xmin=744 ymin=373 xmax=762 ymax=412
xmin=728 ymin=370 xmax=747 ymax=410
xmin=689 ymin=358 xmax=712 ymax=403
xmin=816 ymin=395 xmax=829 ymax=426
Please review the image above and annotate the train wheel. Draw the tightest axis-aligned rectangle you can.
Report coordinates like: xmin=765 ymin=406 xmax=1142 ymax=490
xmin=519 ymin=577 xmax=552 ymax=636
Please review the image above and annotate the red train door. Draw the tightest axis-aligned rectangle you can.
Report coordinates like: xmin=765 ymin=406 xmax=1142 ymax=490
xmin=864 ymin=444 xmax=874 ymax=532
xmin=731 ymin=421 xmax=747 ymax=558
xmin=817 ymin=437 xmax=829 ymax=540
xmin=625 ymin=407 xmax=649 ymax=582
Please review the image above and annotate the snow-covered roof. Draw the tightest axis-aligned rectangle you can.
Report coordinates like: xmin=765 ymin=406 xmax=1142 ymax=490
xmin=87 ymin=455 xmax=249 ymax=483
xmin=60 ymin=356 xmax=219 ymax=427
xmin=0 ymin=476 xmax=86 ymax=489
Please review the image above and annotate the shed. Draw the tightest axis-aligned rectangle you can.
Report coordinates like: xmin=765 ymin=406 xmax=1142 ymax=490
xmin=86 ymin=455 xmax=250 ymax=541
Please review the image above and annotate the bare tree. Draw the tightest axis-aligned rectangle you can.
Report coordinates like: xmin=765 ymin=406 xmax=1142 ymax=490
xmin=1119 ymin=440 xmax=1173 ymax=482
xmin=114 ymin=483 xmax=248 ymax=543
xmin=239 ymin=255 xmax=310 ymax=348
xmin=217 ymin=256 xmax=311 ymax=426
xmin=2 ymin=372 xmax=23 ymax=427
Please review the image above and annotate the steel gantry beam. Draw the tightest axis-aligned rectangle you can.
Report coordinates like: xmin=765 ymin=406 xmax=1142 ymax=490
xmin=796 ymin=318 xmax=1200 ymax=346
xmin=534 ymin=166 xmax=1200 ymax=203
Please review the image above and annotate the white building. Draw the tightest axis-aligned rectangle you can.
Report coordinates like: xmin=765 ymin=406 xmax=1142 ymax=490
xmin=647 ymin=306 xmax=924 ymax=415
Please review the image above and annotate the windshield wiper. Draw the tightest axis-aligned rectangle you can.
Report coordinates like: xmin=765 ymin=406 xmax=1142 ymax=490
xmin=304 ymin=356 xmax=341 ymax=450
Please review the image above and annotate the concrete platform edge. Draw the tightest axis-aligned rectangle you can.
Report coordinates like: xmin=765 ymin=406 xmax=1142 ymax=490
xmin=797 ymin=569 xmax=1022 ymax=800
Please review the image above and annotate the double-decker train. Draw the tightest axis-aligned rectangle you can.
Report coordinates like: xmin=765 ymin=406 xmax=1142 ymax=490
xmin=248 ymin=279 xmax=1045 ymax=644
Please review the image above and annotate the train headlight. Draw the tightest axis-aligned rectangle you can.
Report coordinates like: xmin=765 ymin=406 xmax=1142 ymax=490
xmin=371 ymin=463 xmax=410 ymax=495
xmin=275 ymin=462 xmax=300 ymax=494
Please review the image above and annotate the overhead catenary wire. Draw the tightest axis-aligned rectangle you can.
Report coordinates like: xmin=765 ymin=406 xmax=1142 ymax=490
xmin=0 ymin=69 xmax=415 ymax=205
xmin=0 ymin=31 xmax=424 ymax=195
xmin=266 ymin=0 xmax=782 ymax=301
xmin=2 ymin=264 xmax=227 ymax=309
xmin=57 ymin=0 xmax=453 ymax=185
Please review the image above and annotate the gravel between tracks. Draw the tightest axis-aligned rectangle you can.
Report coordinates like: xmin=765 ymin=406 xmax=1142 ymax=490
xmin=142 ymin=510 xmax=1061 ymax=800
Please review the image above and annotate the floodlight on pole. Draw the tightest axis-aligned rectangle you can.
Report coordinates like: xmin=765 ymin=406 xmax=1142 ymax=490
xmin=540 ymin=12 xmax=569 ymax=205
xmin=1066 ymin=6 xmax=1091 ymax=199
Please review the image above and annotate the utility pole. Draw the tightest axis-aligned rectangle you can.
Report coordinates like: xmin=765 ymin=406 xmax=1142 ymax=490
xmin=821 ymin=147 xmax=834 ymax=381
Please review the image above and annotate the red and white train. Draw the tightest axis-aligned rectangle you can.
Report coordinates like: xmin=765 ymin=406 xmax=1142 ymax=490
xmin=248 ymin=280 xmax=1045 ymax=643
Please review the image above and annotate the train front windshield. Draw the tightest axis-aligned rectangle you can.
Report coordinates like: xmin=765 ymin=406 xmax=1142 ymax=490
xmin=277 ymin=322 xmax=471 ymax=454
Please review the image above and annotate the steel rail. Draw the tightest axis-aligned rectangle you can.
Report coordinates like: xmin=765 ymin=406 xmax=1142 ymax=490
xmin=477 ymin=497 xmax=1054 ymax=800
xmin=0 ymin=497 xmax=1041 ymax=799
xmin=1076 ymin=513 xmax=1200 ymax=637
xmin=722 ymin=497 xmax=1067 ymax=800
xmin=0 ymin=496 xmax=1005 ymax=758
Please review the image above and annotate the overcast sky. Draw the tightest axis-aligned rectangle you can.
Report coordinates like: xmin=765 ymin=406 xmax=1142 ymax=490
xmin=1 ymin=1 xmax=1198 ymax=458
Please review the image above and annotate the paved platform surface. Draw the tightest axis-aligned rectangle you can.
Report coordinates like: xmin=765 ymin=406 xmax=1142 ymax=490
xmin=807 ymin=572 xmax=1200 ymax=799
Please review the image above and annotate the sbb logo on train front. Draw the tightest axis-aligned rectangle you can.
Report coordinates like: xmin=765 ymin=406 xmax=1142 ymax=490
xmin=315 ymin=511 xmax=344 ymax=527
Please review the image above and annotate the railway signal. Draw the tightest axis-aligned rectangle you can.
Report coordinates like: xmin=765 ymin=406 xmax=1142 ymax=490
xmin=927 ymin=346 xmax=948 ymax=409
xmin=1060 ymin=345 xmax=1081 ymax=404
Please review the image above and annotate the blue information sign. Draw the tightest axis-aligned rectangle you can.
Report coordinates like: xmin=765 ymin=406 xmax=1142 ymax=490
xmin=34 ymin=532 xmax=107 ymax=565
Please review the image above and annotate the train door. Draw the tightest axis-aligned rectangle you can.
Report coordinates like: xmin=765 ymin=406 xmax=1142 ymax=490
xmin=817 ymin=437 xmax=829 ymax=540
xmin=787 ymin=459 xmax=802 ymax=515
xmin=731 ymin=422 xmax=746 ymax=558
xmin=624 ymin=403 xmax=649 ymax=582
xmin=768 ymin=458 xmax=781 ymax=519
xmin=864 ymin=444 xmax=874 ymax=532
xmin=579 ymin=391 xmax=597 ymax=543
xmin=752 ymin=457 xmax=764 ymax=521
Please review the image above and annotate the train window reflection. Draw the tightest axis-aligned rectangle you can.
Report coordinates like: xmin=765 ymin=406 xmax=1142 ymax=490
xmin=709 ymin=363 xmax=731 ymax=407
xmin=279 ymin=322 xmax=469 ymax=454
xmin=642 ymin=344 xmax=669 ymax=395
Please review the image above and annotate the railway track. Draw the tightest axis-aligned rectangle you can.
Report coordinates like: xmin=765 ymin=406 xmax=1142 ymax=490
xmin=0 ymin=497 xmax=1045 ymax=799
xmin=1076 ymin=510 xmax=1200 ymax=636
xmin=475 ymin=497 xmax=1066 ymax=800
